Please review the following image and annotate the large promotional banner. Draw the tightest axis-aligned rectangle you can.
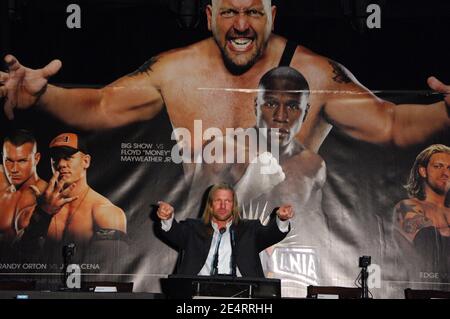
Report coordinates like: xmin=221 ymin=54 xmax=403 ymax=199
xmin=0 ymin=0 xmax=449 ymax=298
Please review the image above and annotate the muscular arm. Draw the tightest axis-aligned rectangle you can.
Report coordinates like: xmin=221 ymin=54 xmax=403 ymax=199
xmin=326 ymin=62 xmax=448 ymax=143
xmin=92 ymin=203 xmax=127 ymax=233
xmin=14 ymin=205 xmax=36 ymax=236
xmin=14 ymin=181 xmax=49 ymax=235
xmin=18 ymin=207 xmax=52 ymax=252
xmin=2 ymin=55 xmax=165 ymax=129
xmin=294 ymin=53 xmax=449 ymax=152
xmin=89 ymin=204 xmax=128 ymax=271
xmin=394 ymin=200 xmax=434 ymax=243
xmin=39 ymin=59 xmax=164 ymax=129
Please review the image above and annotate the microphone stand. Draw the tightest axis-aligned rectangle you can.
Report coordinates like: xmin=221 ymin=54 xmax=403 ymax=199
xmin=361 ymin=266 xmax=369 ymax=299
xmin=358 ymin=256 xmax=371 ymax=299
xmin=61 ymin=243 xmax=76 ymax=290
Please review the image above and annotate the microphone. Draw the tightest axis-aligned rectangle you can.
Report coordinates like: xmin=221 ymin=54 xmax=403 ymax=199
xmin=230 ymin=228 xmax=237 ymax=277
xmin=63 ymin=243 xmax=76 ymax=265
xmin=62 ymin=243 xmax=76 ymax=288
xmin=211 ymin=227 xmax=226 ymax=276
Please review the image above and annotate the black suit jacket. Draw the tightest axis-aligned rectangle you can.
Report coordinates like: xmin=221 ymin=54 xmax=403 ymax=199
xmin=158 ymin=216 xmax=289 ymax=277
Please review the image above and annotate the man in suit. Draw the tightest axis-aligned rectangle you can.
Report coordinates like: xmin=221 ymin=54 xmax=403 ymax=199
xmin=156 ymin=183 xmax=293 ymax=277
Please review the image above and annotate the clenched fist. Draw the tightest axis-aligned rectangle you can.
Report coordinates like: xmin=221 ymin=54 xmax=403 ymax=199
xmin=157 ymin=201 xmax=174 ymax=220
xmin=276 ymin=205 xmax=294 ymax=221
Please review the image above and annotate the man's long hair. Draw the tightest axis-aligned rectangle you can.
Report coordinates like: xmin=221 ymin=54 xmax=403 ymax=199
xmin=405 ymin=144 xmax=450 ymax=200
xmin=202 ymin=183 xmax=240 ymax=225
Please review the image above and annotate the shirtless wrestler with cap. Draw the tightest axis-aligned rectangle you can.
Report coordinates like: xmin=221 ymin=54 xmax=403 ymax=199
xmin=21 ymin=133 xmax=127 ymax=254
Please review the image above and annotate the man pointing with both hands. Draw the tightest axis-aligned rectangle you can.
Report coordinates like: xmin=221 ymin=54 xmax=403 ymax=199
xmin=157 ymin=183 xmax=293 ymax=277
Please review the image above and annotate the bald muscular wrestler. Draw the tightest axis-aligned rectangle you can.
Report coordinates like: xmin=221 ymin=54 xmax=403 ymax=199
xmin=1 ymin=0 xmax=449 ymax=156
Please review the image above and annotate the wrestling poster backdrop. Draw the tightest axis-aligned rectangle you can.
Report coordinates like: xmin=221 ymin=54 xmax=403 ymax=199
xmin=0 ymin=0 xmax=449 ymax=298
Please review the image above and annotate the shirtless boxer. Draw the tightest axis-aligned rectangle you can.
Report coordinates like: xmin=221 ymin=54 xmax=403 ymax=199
xmin=1 ymin=0 xmax=449 ymax=156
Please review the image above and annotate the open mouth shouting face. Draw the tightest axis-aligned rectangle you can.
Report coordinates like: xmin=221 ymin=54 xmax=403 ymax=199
xmin=208 ymin=0 xmax=276 ymax=74
xmin=225 ymin=27 xmax=257 ymax=57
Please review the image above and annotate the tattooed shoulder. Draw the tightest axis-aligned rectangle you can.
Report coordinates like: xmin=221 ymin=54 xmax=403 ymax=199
xmin=328 ymin=60 xmax=352 ymax=84
xmin=403 ymin=214 xmax=433 ymax=234
xmin=395 ymin=200 xmax=424 ymax=219
xmin=128 ymin=56 xmax=159 ymax=77
xmin=396 ymin=200 xmax=432 ymax=234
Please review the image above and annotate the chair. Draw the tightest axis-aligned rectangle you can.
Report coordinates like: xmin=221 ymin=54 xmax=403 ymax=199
xmin=0 ymin=281 xmax=36 ymax=290
xmin=307 ymin=285 xmax=362 ymax=299
xmin=81 ymin=281 xmax=134 ymax=292
xmin=404 ymin=288 xmax=450 ymax=299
